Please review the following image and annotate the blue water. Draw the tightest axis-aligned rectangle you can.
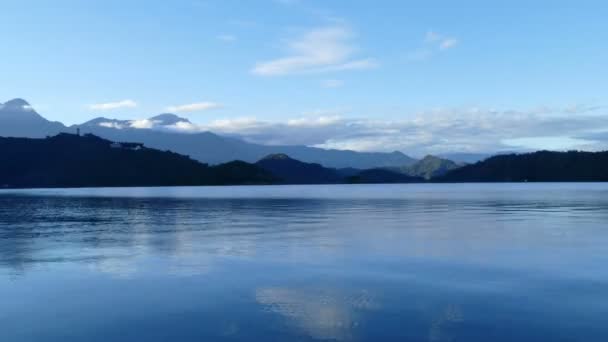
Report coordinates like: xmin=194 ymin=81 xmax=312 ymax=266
xmin=1 ymin=184 xmax=608 ymax=341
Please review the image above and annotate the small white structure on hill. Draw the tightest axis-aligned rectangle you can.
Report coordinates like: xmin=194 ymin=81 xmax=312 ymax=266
xmin=110 ymin=142 xmax=144 ymax=150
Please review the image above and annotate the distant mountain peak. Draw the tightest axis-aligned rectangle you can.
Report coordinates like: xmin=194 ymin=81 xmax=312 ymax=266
xmin=2 ymin=98 xmax=32 ymax=109
xmin=149 ymin=113 xmax=191 ymax=126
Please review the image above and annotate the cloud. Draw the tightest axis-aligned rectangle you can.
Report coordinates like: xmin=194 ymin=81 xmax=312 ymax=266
xmin=321 ymin=79 xmax=344 ymax=88
xmin=166 ymin=102 xmax=222 ymax=113
xmin=217 ymin=34 xmax=237 ymax=42
xmin=439 ymin=38 xmax=459 ymax=50
xmin=188 ymin=105 xmax=608 ymax=155
xmin=129 ymin=119 xmax=156 ymax=129
xmin=89 ymin=100 xmax=137 ymax=111
xmin=407 ymin=31 xmax=459 ymax=61
xmin=96 ymin=103 xmax=608 ymax=155
xmin=98 ymin=121 xmax=126 ymax=129
xmin=252 ymin=25 xmax=377 ymax=76
xmin=425 ymin=31 xmax=459 ymax=50
xmin=425 ymin=31 xmax=442 ymax=43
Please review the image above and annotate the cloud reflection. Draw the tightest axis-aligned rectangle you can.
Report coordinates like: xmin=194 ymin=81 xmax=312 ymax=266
xmin=256 ymin=287 xmax=377 ymax=340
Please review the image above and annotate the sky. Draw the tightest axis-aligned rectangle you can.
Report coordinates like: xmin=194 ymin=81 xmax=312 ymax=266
xmin=1 ymin=0 xmax=607 ymax=155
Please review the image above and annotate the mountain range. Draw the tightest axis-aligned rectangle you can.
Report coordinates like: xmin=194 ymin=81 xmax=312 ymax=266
xmin=255 ymin=154 xmax=423 ymax=184
xmin=0 ymin=134 xmax=424 ymax=188
xmin=0 ymin=98 xmax=420 ymax=169
xmin=0 ymin=133 xmax=275 ymax=188
xmin=2 ymin=131 xmax=608 ymax=188
xmin=439 ymin=151 xmax=608 ymax=182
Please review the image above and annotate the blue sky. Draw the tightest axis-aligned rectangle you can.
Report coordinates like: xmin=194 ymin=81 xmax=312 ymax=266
xmin=1 ymin=0 xmax=607 ymax=154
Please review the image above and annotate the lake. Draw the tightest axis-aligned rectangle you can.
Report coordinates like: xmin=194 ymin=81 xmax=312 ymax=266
xmin=1 ymin=184 xmax=608 ymax=341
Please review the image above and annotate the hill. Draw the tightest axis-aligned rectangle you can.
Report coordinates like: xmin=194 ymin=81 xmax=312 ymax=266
xmin=256 ymin=154 xmax=343 ymax=184
xmin=0 ymin=134 xmax=274 ymax=188
xmin=256 ymin=154 xmax=423 ymax=184
xmin=399 ymin=155 xmax=463 ymax=180
xmin=439 ymin=150 xmax=608 ymax=182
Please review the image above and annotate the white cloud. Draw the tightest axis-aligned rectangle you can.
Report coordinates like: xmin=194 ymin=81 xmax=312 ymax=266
xmin=439 ymin=38 xmax=459 ymax=50
xmin=94 ymin=103 xmax=608 ymax=155
xmin=502 ymin=136 xmax=598 ymax=150
xmin=166 ymin=102 xmax=222 ymax=113
xmin=425 ymin=31 xmax=442 ymax=43
xmin=166 ymin=121 xmax=200 ymax=132
xmin=98 ymin=121 xmax=126 ymax=129
xmin=89 ymin=100 xmax=137 ymax=111
xmin=252 ymin=25 xmax=377 ymax=76
xmin=287 ymin=115 xmax=342 ymax=127
xmin=130 ymin=119 xmax=156 ymax=129
xmin=217 ymin=34 xmax=237 ymax=42
xmin=321 ymin=79 xmax=344 ymax=88
xmin=408 ymin=31 xmax=459 ymax=61
xmin=425 ymin=31 xmax=459 ymax=51
xmin=190 ymin=105 xmax=608 ymax=154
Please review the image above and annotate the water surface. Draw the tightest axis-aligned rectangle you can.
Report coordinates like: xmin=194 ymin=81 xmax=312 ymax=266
xmin=1 ymin=184 xmax=608 ymax=341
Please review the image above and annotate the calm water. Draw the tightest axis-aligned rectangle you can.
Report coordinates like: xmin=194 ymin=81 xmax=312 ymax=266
xmin=1 ymin=184 xmax=608 ymax=341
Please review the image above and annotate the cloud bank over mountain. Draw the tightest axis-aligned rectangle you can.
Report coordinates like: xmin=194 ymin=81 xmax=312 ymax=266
xmin=3 ymin=98 xmax=608 ymax=158
xmin=85 ymin=104 xmax=607 ymax=155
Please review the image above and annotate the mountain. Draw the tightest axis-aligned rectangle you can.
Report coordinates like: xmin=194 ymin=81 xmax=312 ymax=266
xmin=256 ymin=154 xmax=343 ymax=184
xmin=0 ymin=133 xmax=274 ymax=188
xmin=0 ymin=99 xmax=67 ymax=138
xmin=149 ymin=113 xmax=192 ymax=126
xmin=438 ymin=153 xmax=492 ymax=164
xmin=76 ymin=115 xmax=417 ymax=169
xmin=256 ymin=153 xmax=423 ymax=184
xmin=398 ymin=155 xmax=462 ymax=180
xmin=0 ymin=99 xmax=418 ymax=169
xmin=439 ymin=150 xmax=608 ymax=182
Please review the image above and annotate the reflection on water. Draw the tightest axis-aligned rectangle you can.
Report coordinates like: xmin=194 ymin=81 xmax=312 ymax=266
xmin=1 ymin=184 xmax=608 ymax=341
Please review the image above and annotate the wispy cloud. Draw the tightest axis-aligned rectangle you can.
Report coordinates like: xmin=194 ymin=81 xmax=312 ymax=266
xmin=321 ymin=79 xmax=344 ymax=88
xmin=439 ymin=38 xmax=459 ymax=50
xmin=89 ymin=100 xmax=137 ymax=111
xmin=166 ymin=102 xmax=222 ymax=113
xmin=425 ymin=30 xmax=459 ymax=50
xmin=216 ymin=34 xmax=237 ymax=42
xmin=407 ymin=31 xmax=459 ymax=61
xmin=252 ymin=25 xmax=377 ymax=76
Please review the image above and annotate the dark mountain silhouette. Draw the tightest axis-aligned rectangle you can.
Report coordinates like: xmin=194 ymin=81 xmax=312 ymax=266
xmin=256 ymin=154 xmax=423 ymax=184
xmin=439 ymin=150 xmax=608 ymax=182
xmin=438 ymin=153 xmax=491 ymax=164
xmin=0 ymin=99 xmax=67 ymax=138
xmin=0 ymin=133 xmax=274 ymax=188
xmin=256 ymin=154 xmax=344 ymax=184
xmin=396 ymin=155 xmax=463 ymax=180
